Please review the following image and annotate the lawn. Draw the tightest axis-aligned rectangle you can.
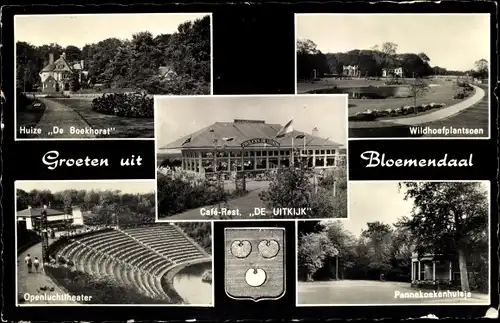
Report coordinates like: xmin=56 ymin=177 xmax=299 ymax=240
xmin=16 ymin=99 xmax=46 ymax=138
xmin=52 ymin=98 xmax=154 ymax=138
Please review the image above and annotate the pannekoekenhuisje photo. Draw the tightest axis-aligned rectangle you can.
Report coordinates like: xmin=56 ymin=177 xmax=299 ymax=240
xmin=15 ymin=180 xmax=213 ymax=306
xmin=296 ymin=14 xmax=490 ymax=139
xmin=14 ymin=13 xmax=212 ymax=140
xmin=297 ymin=181 xmax=490 ymax=306
xmin=155 ymin=95 xmax=348 ymax=220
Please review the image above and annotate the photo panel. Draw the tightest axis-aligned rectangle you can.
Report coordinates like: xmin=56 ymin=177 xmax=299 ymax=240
xmin=14 ymin=13 xmax=212 ymax=140
xmin=15 ymin=180 xmax=214 ymax=306
xmin=296 ymin=181 xmax=491 ymax=306
xmin=155 ymin=94 xmax=348 ymax=221
xmin=295 ymin=13 xmax=491 ymax=139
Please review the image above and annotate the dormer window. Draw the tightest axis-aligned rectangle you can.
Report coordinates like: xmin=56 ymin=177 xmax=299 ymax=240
xmin=58 ymin=64 xmax=64 ymax=69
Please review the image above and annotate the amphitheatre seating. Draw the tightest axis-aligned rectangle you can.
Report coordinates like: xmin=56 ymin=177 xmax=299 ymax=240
xmin=55 ymin=224 xmax=210 ymax=302
xmin=123 ymin=224 xmax=209 ymax=265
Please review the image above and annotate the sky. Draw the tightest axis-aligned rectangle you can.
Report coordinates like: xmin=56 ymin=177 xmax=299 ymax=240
xmin=331 ymin=181 xmax=490 ymax=237
xmin=155 ymin=95 xmax=348 ymax=150
xmin=15 ymin=13 xmax=209 ymax=48
xmin=296 ymin=14 xmax=490 ymax=71
xmin=16 ymin=180 xmax=156 ymax=194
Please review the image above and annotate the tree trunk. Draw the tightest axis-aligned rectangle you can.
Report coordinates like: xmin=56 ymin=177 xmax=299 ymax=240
xmin=457 ymin=247 xmax=471 ymax=292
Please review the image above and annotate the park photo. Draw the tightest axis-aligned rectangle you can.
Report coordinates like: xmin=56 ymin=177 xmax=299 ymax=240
xmin=297 ymin=181 xmax=490 ymax=305
xmin=156 ymin=95 xmax=348 ymax=220
xmin=16 ymin=180 xmax=213 ymax=306
xmin=296 ymin=14 xmax=490 ymax=139
xmin=15 ymin=13 xmax=212 ymax=140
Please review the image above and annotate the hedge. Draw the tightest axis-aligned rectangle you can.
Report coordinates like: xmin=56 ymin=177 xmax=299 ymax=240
xmin=349 ymin=103 xmax=447 ymax=122
xmin=91 ymin=92 xmax=153 ymax=118
xmin=45 ymin=265 xmax=170 ymax=304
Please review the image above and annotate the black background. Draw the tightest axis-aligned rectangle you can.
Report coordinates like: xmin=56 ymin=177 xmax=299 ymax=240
xmin=2 ymin=1 xmax=498 ymax=321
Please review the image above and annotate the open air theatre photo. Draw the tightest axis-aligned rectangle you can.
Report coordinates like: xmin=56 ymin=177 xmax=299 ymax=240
xmin=15 ymin=13 xmax=211 ymax=139
xmin=296 ymin=14 xmax=490 ymax=138
xmin=297 ymin=181 xmax=489 ymax=305
xmin=156 ymin=95 xmax=348 ymax=220
xmin=16 ymin=180 xmax=213 ymax=306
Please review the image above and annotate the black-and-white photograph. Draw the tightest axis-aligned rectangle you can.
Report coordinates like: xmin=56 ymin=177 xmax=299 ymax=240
xmin=156 ymin=95 xmax=348 ymax=220
xmin=296 ymin=14 xmax=490 ymax=139
xmin=297 ymin=181 xmax=490 ymax=305
xmin=16 ymin=180 xmax=213 ymax=306
xmin=15 ymin=13 xmax=212 ymax=140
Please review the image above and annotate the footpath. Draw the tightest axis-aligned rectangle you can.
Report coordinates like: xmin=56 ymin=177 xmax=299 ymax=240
xmin=17 ymin=241 xmax=77 ymax=305
xmin=35 ymin=98 xmax=95 ymax=139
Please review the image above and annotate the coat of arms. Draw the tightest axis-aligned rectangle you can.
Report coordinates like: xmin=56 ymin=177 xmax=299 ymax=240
xmin=224 ymin=227 xmax=285 ymax=301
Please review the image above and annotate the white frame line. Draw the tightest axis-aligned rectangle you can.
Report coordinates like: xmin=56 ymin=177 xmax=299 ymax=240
xmin=153 ymin=93 xmax=349 ymax=222
xmin=14 ymin=179 xmax=214 ymax=307
xmin=14 ymin=12 xmax=214 ymax=141
xmin=294 ymin=13 xmax=492 ymax=140
xmin=295 ymin=180 xmax=492 ymax=307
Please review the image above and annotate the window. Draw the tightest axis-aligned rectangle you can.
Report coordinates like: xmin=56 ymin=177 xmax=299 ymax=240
xmin=321 ymin=150 xmax=325 ymax=155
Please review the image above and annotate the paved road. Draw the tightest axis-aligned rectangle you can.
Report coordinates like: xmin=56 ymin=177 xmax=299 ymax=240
xmin=380 ymin=85 xmax=486 ymax=126
xmin=17 ymin=240 xmax=77 ymax=305
xmin=36 ymin=98 xmax=95 ymax=139
xmin=297 ymin=280 xmax=489 ymax=305
xmin=420 ymin=86 xmax=489 ymax=137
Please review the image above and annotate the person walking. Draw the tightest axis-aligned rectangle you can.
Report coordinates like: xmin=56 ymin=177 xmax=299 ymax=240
xmin=25 ymin=254 xmax=33 ymax=273
xmin=33 ymin=257 xmax=40 ymax=273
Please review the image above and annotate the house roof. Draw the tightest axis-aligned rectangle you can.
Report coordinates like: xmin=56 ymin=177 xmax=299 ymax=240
xmin=17 ymin=207 xmax=67 ymax=218
xmin=40 ymin=55 xmax=82 ymax=73
xmin=158 ymin=66 xmax=176 ymax=79
xmin=43 ymin=75 xmax=56 ymax=83
xmin=162 ymin=120 xmax=342 ymax=150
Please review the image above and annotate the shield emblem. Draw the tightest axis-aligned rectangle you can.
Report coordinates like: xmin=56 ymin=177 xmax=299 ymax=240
xmin=225 ymin=227 xmax=285 ymax=301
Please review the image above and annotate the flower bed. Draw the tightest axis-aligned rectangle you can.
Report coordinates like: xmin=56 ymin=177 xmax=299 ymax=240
xmin=348 ymin=102 xmax=447 ymax=122
xmin=91 ymin=92 xmax=153 ymax=118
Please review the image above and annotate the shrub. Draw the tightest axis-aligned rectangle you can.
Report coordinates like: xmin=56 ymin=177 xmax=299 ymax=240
xmin=201 ymin=270 xmax=213 ymax=284
xmin=142 ymin=74 xmax=208 ymax=95
xmin=16 ymin=89 xmax=35 ymax=111
xmin=157 ymin=170 xmax=230 ymax=217
xmin=91 ymin=92 xmax=153 ymax=118
xmin=348 ymin=111 xmax=377 ymax=122
xmin=45 ymin=265 xmax=169 ymax=304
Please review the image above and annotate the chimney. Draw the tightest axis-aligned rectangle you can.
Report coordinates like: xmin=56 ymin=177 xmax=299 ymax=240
xmin=61 ymin=52 xmax=66 ymax=59
xmin=80 ymin=60 xmax=84 ymax=70
xmin=312 ymin=127 xmax=319 ymax=137
xmin=49 ymin=53 xmax=54 ymax=64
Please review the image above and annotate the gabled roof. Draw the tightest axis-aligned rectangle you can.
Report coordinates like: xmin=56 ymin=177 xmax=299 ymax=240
xmin=158 ymin=66 xmax=176 ymax=79
xmin=43 ymin=75 xmax=56 ymax=83
xmin=40 ymin=56 xmax=75 ymax=73
xmin=17 ymin=207 xmax=67 ymax=217
xmin=162 ymin=120 xmax=342 ymax=150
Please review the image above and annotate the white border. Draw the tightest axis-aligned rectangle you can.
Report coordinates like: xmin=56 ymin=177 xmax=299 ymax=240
xmin=154 ymin=94 xmax=350 ymax=222
xmin=14 ymin=179 xmax=214 ymax=307
xmin=223 ymin=227 xmax=287 ymax=302
xmin=295 ymin=180 xmax=492 ymax=307
xmin=14 ymin=12 xmax=214 ymax=141
xmin=294 ymin=13 xmax=492 ymax=140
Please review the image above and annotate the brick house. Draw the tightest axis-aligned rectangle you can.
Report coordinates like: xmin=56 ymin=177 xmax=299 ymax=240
xmin=39 ymin=52 xmax=88 ymax=93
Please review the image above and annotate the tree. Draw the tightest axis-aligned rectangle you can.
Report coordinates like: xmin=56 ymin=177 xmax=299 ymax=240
xmin=398 ymin=182 xmax=488 ymax=293
xmin=474 ymin=59 xmax=488 ymax=79
xmin=408 ymin=78 xmax=429 ymax=113
xmin=64 ymin=45 xmax=83 ymax=62
xmin=298 ymin=231 xmax=338 ymax=281
xmin=418 ymin=52 xmax=430 ymax=64
xmin=297 ymin=39 xmax=320 ymax=55
xmin=381 ymin=42 xmax=398 ymax=56
xmin=361 ymin=222 xmax=393 ymax=276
